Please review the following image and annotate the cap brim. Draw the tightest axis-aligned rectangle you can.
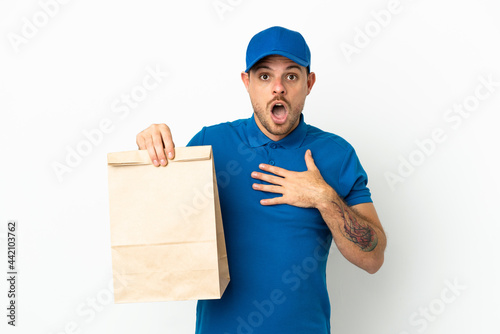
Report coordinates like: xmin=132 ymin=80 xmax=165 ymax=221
xmin=245 ymin=51 xmax=309 ymax=73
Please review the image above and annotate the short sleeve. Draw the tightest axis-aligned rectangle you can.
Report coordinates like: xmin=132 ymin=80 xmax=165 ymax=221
xmin=187 ymin=127 xmax=206 ymax=147
xmin=339 ymin=147 xmax=372 ymax=206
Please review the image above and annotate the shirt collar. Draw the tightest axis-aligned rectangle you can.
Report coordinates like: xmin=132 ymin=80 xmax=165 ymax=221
xmin=246 ymin=113 xmax=308 ymax=149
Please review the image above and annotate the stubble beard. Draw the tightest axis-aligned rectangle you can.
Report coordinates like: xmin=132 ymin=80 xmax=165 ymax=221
xmin=251 ymin=99 xmax=304 ymax=138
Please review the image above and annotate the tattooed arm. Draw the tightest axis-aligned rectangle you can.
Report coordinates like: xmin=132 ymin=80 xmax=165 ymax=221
xmin=316 ymin=194 xmax=386 ymax=274
xmin=251 ymin=150 xmax=386 ymax=274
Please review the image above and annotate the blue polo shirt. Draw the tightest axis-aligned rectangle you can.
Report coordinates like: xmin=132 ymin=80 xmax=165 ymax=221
xmin=187 ymin=114 xmax=371 ymax=334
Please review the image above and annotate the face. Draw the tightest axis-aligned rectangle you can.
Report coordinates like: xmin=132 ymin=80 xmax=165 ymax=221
xmin=241 ymin=55 xmax=316 ymax=141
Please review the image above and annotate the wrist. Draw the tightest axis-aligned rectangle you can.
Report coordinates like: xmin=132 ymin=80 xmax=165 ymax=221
xmin=316 ymin=184 xmax=338 ymax=212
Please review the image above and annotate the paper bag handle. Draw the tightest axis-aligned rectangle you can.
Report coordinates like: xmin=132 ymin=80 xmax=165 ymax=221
xmin=107 ymin=146 xmax=212 ymax=166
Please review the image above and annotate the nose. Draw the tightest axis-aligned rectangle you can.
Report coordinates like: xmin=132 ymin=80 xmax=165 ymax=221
xmin=272 ymin=77 xmax=286 ymax=95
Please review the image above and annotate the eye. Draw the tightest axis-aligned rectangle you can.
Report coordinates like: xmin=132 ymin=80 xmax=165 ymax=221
xmin=287 ymin=74 xmax=297 ymax=81
xmin=259 ymin=74 xmax=269 ymax=80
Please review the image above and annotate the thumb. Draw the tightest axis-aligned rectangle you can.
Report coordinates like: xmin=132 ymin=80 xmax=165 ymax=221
xmin=304 ymin=149 xmax=317 ymax=171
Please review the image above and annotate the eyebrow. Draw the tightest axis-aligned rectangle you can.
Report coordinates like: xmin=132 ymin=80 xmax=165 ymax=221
xmin=252 ymin=64 xmax=303 ymax=72
xmin=285 ymin=65 xmax=303 ymax=72
xmin=252 ymin=65 xmax=272 ymax=72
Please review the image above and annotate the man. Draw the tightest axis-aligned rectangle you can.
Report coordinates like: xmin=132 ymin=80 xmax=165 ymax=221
xmin=136 ymin=26 xmax=386 ymax=334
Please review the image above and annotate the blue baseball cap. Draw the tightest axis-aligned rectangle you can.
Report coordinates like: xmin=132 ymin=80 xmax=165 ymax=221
xmin=245 ymin=26 xmax=311 ymax=73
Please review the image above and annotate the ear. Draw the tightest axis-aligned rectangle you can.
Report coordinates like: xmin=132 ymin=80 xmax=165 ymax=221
xmin=306 ymin=72 xmax=316 ymax=95
xmin=241 ymin=71 xmax=250 ymax=91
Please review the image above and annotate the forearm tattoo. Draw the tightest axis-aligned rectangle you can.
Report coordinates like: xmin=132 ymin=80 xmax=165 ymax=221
xmin=332 ymin=201 xmax=378 ymax=252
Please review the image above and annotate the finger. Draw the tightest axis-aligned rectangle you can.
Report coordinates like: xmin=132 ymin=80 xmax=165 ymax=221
xmin=152 ymin=133 xmax=168 ymax=166
xmin=304 ymin=149 xmax=317 ymax=171
xmin=144 ymin=137 xmax=160 ymax=167
xmin=260 ymin=196 xmax=286 ymax=206
xmin=159 ymin=125 xmax=175 ymax=160
xmin=251 ymin=171 xmax=284 ymax=186
xmin=258 ymin=163 xmax=289 ymax=177
xmin=137 ymin=125 xmax=160 ymax=166
xmin=136 ymin=134 xmax=146 ymax=150
xmin=252 ymin=183 xmax=283 ymax=194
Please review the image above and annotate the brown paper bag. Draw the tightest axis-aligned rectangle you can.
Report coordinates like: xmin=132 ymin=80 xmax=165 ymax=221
xmin=107 ymin=145 xmax=230 ymax=303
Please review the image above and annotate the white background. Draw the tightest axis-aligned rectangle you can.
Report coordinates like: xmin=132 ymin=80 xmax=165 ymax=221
xmin=1 ymin=0 xmax=499 ymax=333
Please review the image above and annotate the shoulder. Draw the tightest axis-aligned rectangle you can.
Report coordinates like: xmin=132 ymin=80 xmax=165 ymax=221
xmin=202 ymin=117 xmax=248 ymax=133
xmin=304 ymin=123 xmax=355 ymax=154
xmin=304 ymin=123 xmax=371 ymax=204
xmin=188 ymin=117 xmax=250 ymax=146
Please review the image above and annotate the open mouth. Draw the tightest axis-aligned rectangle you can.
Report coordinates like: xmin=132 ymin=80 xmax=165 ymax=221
xmin=270 ymin=101 xmax=288 ymax=125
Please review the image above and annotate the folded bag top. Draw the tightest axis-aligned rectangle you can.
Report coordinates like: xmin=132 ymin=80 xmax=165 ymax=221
xmin=107 ymin=145 xmax=212 ymax=166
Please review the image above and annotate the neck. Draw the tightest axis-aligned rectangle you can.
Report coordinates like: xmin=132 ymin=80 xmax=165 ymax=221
xmin=253 ymin=113 xmax=301 ymax=142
